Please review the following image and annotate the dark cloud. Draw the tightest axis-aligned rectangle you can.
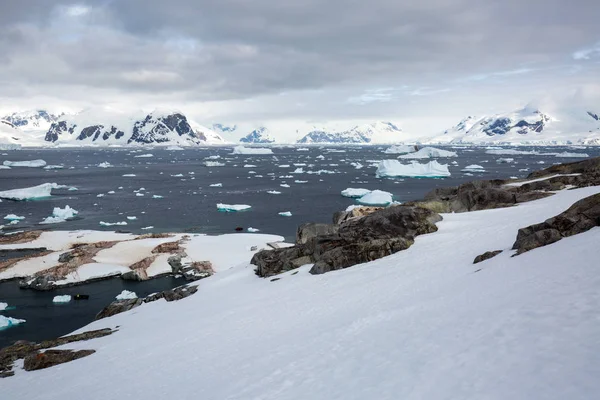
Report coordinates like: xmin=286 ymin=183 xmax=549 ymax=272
xmin=0 ymin=0 xmax=598 ymax=122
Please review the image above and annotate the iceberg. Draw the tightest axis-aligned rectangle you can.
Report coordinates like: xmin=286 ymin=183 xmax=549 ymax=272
xmin=376 ymin=160 xmax=451 ymax=178
xmin=398 ymin=147 xmax=457 ymax=159
xmin=0 ymin=182 xmax=67 ymax=201
xmin=116 ymin=290 xmax=138 ymax=300
xmin=98 ymin=162 xmax=112 ymax=168
xmin=278 ymin=211 xmax=292 ymax=217
xmin=122 ymin=174 xmax=136 ymax=177
xmin=205 ymin=161 xmax=225 ymax=167
xmin=0 ymin=302 xmax=8 ymax=311
xmin=356 ymin=190 xmax=393 ymax=206
xmin=384 ymin=145 xmax=417 ymax=155
xmin=267 ymin=190 xmax=281 ymax=194
xmin=52 ymin=295 xmax=72 ymax=303
xmin=247 ymin=227 xmax=260 ymax=233
xmin=461 ymin=164 xmax=486 ymax=173
xmin=4 ymin=214 xmax=25 ymax=221
xmin=3 ymin=159 xmax=47 ymax=168
xmin=209 ymin=183 xmax=223 ymax=187
xmin=231 ymin=146 xmax=273 ymax=155
xmin=40 ymin=205 xmax=79 ymax=224
xmin=0 ymin=315 xmax=25 ymax=329
xmin=341 ymin=188 xmax=372 ymax=198
xmin=217 ymin=204 xmax=251 ymax=212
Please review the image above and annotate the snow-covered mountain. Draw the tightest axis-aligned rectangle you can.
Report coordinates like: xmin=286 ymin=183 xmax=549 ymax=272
xmin=212 ymin=123 xmax=237 ymax=134
xmin=239 ymin=127 xmax=275 ymax=143
xmin=0 ymin=120 xmax=24 ymax=149
xmin=297 ymin=121 xmax=402 ymax=144
xmin=44 ymin=108 xmax=225 ymax=146
xmin=428 ymin=106 xmax=600 ymax=145
xmin=1 ymin=110 xmax=64 ymax=131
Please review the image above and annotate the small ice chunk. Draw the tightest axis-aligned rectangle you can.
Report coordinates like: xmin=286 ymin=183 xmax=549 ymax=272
xmin=141 ymin=226 xmax=154 ymax=230
xmin=99 ymin=221 xmax=128 ymax=226
xmin=209 ymin=183 xmax=223 ymax=187
xmin=98 ymin=162 xmax=112 ymax=168
xmin=461 ymin=164 xmax=486 ymax=173
xmin=123 ymin=174 xmax=137 ymax=177
xmin=217 ymin=204 xmax=251 ymax=212
xmin=152 ymin=195 xmax=164 ymax=199
xmin=267 ymin=190 xmax=281 ymax=194
xmin=398 ymin=147 xmax=457 ymax=159
xmin=0 ymin=302 xmax=9 ymax=311
xmin=247 ymin=227 xmax=260 ymax=233
xmin=554 ymin=152 xmax=589 ymax=158
xmin=127 ymin=216 xmax=137 ymax=220
xmin=134 ymin=153 xmax=154 ymax=158
xmin=383 ymin=145 xmax=417 ymax=154
xmin=4 ymin=214 xmax=25 ymax=221
xmin=205 ymin=161 xmax=225 ymax=167
xmin=278 ymin=211 xmax=292 ymax=217
xmin=280 ymin=184 xmax=290 ymax=188
xmin=52 ymin=295 xmax=72 ymax=303
xmin=115 ymin=290 xmax=137 ymax=300
xmin=496 ymin=158 xmax=514 ymax=163
xmin=43 ymin=165 xmax=64 ymax=170
xmin=0 ymin=315 xmax=26 ymax=328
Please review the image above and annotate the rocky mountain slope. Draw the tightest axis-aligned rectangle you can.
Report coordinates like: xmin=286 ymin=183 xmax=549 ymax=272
xmin=1 ymin=110 xmax=64 ymax=132
xmin=239 ymin=127 xmax=275 ymax=143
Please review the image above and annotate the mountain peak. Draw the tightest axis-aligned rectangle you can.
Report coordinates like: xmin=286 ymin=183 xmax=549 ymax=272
xmin=240 ymin=127 xmax=275 ymax=143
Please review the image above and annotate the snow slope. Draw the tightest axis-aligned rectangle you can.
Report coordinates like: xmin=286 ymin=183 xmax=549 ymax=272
xmin=1 ymin=110 xmax=64 ymax=131
xmin=4 ymin=185 xmax=600 ymax=399
xmin=428 ymin=106 xmax=600 ymax=145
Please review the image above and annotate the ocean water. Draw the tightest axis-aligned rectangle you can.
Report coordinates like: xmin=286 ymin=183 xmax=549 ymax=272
xmin=0 ymin=145 xmax=598 ymax=347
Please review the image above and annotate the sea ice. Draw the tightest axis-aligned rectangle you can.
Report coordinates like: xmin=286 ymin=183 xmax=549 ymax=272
xmin=205 ymin=161 xmax=225 ymax=167
xmin=0 ymin=182 xmax=67 ymax=201
xmin=231 ymin=146 xmax=273 ymax=155
xmin=383 ymin=144 xmax=417 ymax=154
xmin=127 ymin=216 xmax=137 ymax=220
xmin=554 ymin=152 xmax=589 ymax=158
xmin=43 ymin=165 xmax=64 ymax=170
xmin=135 ymin=153 xmax=154 ymax=158
xmin=356 ymin=190 xmax=393 ymax=206
xmin=116 ymin=290 xmax=138 ymax=300
xmin=3 ymin=159 xmax=47 ymax=168
xmin=40 ymin=205 xmax=79 ymax=224
xmin=376 ymin=160 xmax=451 ymax=178
xmin=99 ymin=221 xmax=128 ymax=226
xmin=267 ymin=190 xmax=281 ymax=194
xmin=217 ymin=204 xmax=252 ymax=212
xmin=341 ymin=188 xmax=372 ymax=198
xmin=52 ymin=295 xmax=72 ymax=303
xmin=123 ymin=174 xmax=137 ymax=177
xmin=497 ymin=158 xmax=514 ymax=163
xmin=0 ymin=302 xmax=8 ymax=311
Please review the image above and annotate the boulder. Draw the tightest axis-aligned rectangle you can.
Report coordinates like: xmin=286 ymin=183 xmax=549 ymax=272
xmin=168 ymin=254 xmax=184 ymax=273
xmin=19 ymin=274 xmax=61 ymax=290
xmin=23 ymin=350 xmax=95 ymax=371
xmin=95 ymin=298 xmax=143 ymax=320
xmin=473 ymin=250 xmax=502 ymax=264
xmin=296 ymin=223 xmax=339 ymax=244
xmin=512 ymin=193 xmax=600 ymax=255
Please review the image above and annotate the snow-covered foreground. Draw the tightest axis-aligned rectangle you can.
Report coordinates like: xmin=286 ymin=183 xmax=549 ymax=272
xmin=4 ymin=185 xmax=600 ymax=399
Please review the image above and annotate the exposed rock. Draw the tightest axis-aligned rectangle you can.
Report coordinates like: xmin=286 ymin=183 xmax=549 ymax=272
xmin=1 ymin=328 xmax=114 ymax=378
xmin=19 ymin=274 xmax=62 ymax=290
xmin=181 ymin=261 xmax=213 ymax=281
xmin=296 ymin=223 xmax=339 ymax=244
xmin=168 ymin=254 xmax=184 ymax=273
xmin=253 ymin=205 xmax=441 ymax=277
xmin=332 ymin=206 xmax=384 ymax=224
xmin=152 ymin=241 xmax=181 ymax=254
xmin=58 ymin=251 xmax=74 ymax=263
xmin=23 ymin=350 xmax=95 ymax=371
xmin=95 ymin=298 xmax=143 ymax=320
xmin=144 ymin=284 xmax=198 ymax=303
xmin=473 ymin=250 xmax=502 ymax=264
xmin=527 ymin=157 xmax=600 ymax=179
xmin=0 ymin=230 xmax=43 ymax=244
xmin=512 ymin=193 xmax=600 ymax=255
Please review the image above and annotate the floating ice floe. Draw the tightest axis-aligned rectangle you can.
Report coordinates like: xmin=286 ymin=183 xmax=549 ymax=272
xmin=166 ymin=146 xmax=184 ymax=151
xmin=294 ymin=180 xmax=308 ymax=184
xmin=205 ymin=161 xmax=225 ymax=167
xmin=3 ymin=159 xmax=47 ymax=168
xmin=123 ymin=174 xmax=136 ymax=177
xmin=231 ymin=146 xmax=273 ymax=155
xmin=267 ymin=190 xmax=281 ymax=194
xmin=376 ymin=160 xmax=451 ymax=178
xmin=485 ymin=149 xmax=538 ymax=155
xmin=99 ymin=221 xmax=128 ymax=226
xmin=217 ymin=204 xmax=251 ymax=212
xmin=0 ymin=182 xmax=67 ymax=201
xmin=554 ymin=152 xmax=589 ymax=158
xmin=280 ymin=184 xmax=290 ymax=188
xmin=141 ymin=226 xmax=154 ymax=230
xmin=244 ymin=164 xmax=257 ymax=168
xmin=152 ymin=195 xmax=164 ymax=199
xmin=0 ymin=315 xmax=25 ymax=329
xmin=127 ymin=216 xmax=137 ymax=220
xmin=278 ymin=211 xmax=293 ymax=217
xmin=52 ymin=295 xmax=72 ymax=303
xmin=98 ymin=162 xmax=112 ymax=168
xmin=384 ymin=145 xmax=418 ymax=155
xmin=341 ymin=188 xmax=372 ymax=198
xmin=209 ymin=183 xmax=223 ymax=187
xmin=350 ymin=162 xmax=363 ymax=169
xmin=356 ymin=190 xmax=394 ymax=206
xmin=134 ymin=154 xmax=154 ymax=158
xmin=497 ymin=158 xmax=514 ymax=163
xmin=40 ymin=205 xmax=79 ymax=224
xmin=0 ymin=302 xmax=9 ymax=311
xmin=247 ymin=227 xmax=260 ymax=233
xmin=0 ymin=165 xmax=10 ymax=169
xmin=4 ymin=214 xmax=25 ymax=221
xmin=116 ymin=290 xmax=138 ymax=300
xmin=43 ymin=165 xmax=64 ymax=170
xmin=461 ymin=164 xmax=486 ymax=173
xmin=398 ymin=147 xmax=457 ymax=159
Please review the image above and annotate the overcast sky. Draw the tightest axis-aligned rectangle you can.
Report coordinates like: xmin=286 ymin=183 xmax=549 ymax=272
xmin=1 ymin=0 xmax=599 ymax=134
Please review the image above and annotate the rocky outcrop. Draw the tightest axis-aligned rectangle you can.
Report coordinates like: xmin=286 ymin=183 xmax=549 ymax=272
xmin=473 ymin=250 xmax=502 ymax=264
xmin=1 ymin=328 xmax=114 ymax=378
xmin=24 ymin=350 xmax=95 ymax=371
xmin=95 ymin=285 xmax=199 ymax=320
xmin=527 ymin=157 xmax=600 ymax=179
xmin=512 ymin=193 xmax=600 ymax=255
xmin=296 ymin=223 xmax=339 ymax=244
xmin=252 ymin=205 xmax=442 ymax=277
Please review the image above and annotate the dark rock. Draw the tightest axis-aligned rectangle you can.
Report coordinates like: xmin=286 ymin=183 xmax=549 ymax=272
xmin=527 ymin=157 xmax=600 ymax=179
xmin=473 ymin=250 xmax=502 ymax=264
xmin=455 ymin=188 xmax=516 ymax=212
xmin=168 ymin=254 xmax=184 ymax=273
xmin=57 ymin=251 xmax=74 ymax=263
xmin=512 ymin=193 xmax=600 ymax=254
xmin=144 ymin=285 xmax=198 ymax=303
xmin=120 ymin=270 xmax=144 ymax=281
xmin=296 ymin=223 xmax=339 ymax=244
xmin=515 ymin=191 xmax=554 ymax=203
xmin=18 ymin=274 xmax=61 ymax=290
xmin=24 ymin=349 xmax=95 ymax=371
xmin=95 ymin=298 xmax=143 ymax=320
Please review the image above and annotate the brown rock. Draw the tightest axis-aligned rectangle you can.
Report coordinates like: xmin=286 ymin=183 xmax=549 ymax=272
xmin=23 ymin=349 xmax=95 ymax=371
xmin=473 ymin=250 xmax=502 ymax=264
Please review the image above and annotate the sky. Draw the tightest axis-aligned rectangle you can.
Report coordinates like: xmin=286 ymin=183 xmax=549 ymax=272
xmin=0 ymin=0 xmax=599 ymax=138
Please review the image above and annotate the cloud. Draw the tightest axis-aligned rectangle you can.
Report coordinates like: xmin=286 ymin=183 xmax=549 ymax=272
xmin=573 ymin=42 xmax=600 ymax=60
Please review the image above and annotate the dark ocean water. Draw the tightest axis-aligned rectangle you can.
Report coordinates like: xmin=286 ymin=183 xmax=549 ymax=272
xmin=0 ymin=145 xmax=598 ymax=347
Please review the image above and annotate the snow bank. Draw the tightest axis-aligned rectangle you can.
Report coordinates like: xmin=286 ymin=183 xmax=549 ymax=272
xmin=356 ymin=190 xmax=393 ymax=206
xmin=0 ymin=315 xmax=25 ymax=329
xmin=383 ymin=144 xmax=417 ymax=154
xmin=341 ymin=188 xmax=372 ymax=198
xmin=398 ymin=147 xmax=457 ymax=159
xmin=376 ymin=160 xmax=451 ymax=178
xmin=40 ymin=205 xmax=79 ymax=224
xmin=52 ymin=295 xmax=72 ymax=303
xmin=217 ymin=204 xmax=251 ymax=212
xmin=231 ymin=146 xmax=273 ymax=155
xmin=116 ymin=290 xmax=138 ymax=300
xmin=0 ymin=182 xmax=67 ymax=200
xmin=3 ymin=159 xmax=47 ymax=168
